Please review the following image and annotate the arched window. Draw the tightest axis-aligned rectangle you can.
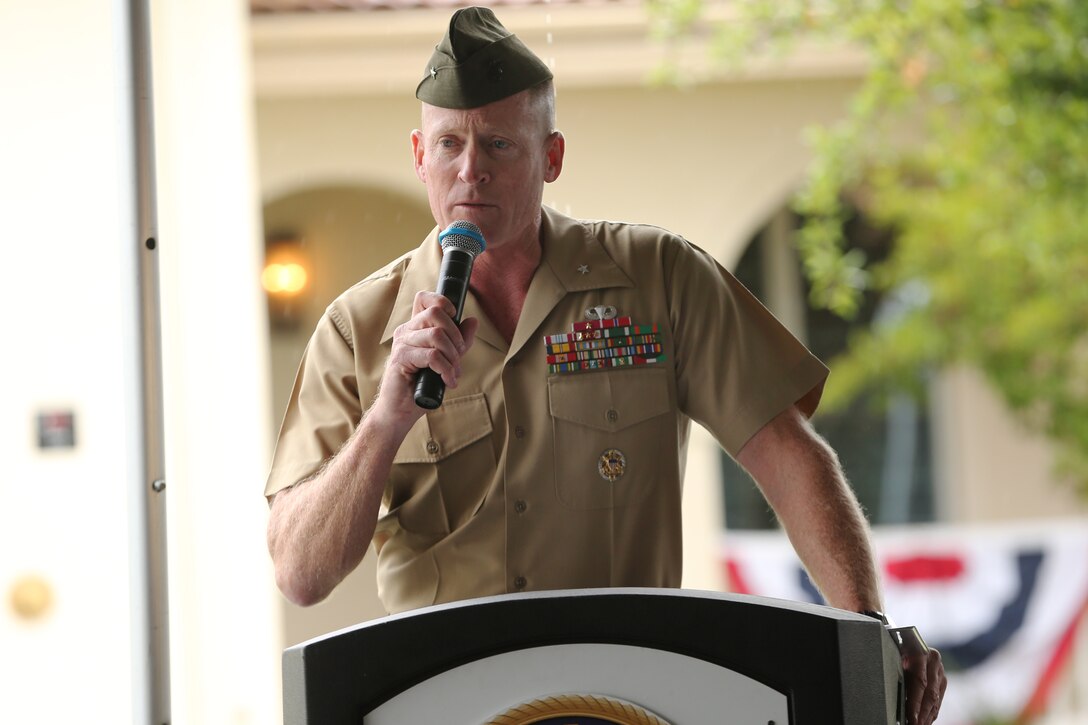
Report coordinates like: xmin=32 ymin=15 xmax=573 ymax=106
xmin=721 ymin=207 xmax=936 ymax=529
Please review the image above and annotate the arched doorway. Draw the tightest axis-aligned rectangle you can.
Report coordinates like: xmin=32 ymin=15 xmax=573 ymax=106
xmin=262 ymin=183 xmax=433 ymax=644
xmin=721 ymin=206 xmax=937 ymax=531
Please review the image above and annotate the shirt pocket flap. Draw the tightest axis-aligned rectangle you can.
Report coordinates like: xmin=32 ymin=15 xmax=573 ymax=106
xmin=548 ymin=368 xmax=671 ymax=433
xmin=393 ymin=392 xmax=493 ymax=463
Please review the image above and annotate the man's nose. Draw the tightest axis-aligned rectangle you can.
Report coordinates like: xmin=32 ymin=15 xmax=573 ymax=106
xmin=457 ymin=143 xmax=490 ymax=185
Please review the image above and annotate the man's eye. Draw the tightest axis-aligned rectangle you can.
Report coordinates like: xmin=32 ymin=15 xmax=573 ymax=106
xmin=492 ymin=139 xmax=510 ymax=150
xmin=439 ymin=138 xmax=457 ymax=148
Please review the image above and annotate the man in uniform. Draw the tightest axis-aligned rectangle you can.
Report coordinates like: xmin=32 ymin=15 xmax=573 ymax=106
xmin=265 ymin=7 xmax=946 ymax=723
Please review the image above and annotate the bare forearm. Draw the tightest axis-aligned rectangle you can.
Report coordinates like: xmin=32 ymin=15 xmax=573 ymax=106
xmin=774 ymin=452 xmax=882 ymax=611
xmin=738 ymin=406 xmax=882 ymax=612
xmin=267 ymin=409 xmax=412 ymax=606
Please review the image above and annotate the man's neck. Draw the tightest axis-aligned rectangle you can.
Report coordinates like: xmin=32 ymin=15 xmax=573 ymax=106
xmin=469 ymin=226 xmax=543 ymax=345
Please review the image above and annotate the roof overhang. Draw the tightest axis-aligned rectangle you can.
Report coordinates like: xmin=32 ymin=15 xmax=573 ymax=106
xmin=250 ymin=3 xmax=868 ymax=99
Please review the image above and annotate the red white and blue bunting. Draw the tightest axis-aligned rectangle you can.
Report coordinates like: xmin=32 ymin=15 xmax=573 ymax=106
xmin=721 ymin=520 xmax=1088 ymax=724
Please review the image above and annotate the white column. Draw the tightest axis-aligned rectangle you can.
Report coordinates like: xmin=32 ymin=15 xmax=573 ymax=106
xmin=760 ymin=207 xmax=808 ymax=344
xmin=152 ymin=0 xmax=282 ymax=722
xmin=681 ymin=426 xmax=728 ymax=592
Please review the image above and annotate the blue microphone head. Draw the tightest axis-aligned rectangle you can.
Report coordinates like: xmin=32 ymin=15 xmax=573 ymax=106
xmin=438 ymin=220 xmax=486 ymax=258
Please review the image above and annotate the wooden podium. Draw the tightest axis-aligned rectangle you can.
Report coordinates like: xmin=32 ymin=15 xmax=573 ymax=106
xmin=283 ymin=588 xmax=904 ymax=724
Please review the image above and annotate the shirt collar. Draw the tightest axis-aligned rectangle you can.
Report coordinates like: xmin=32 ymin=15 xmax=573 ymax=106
xmin=380 ymin=207 xmax=634 ymax=349
xmin=538 ymin=205 xmax=633 ymax=293
xmin=380 ymin=227 xmax=442 ymax=345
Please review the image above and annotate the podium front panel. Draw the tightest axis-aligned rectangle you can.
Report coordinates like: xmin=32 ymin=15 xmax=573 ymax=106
xmin=367 ymin=643 xmax=789 ymax=722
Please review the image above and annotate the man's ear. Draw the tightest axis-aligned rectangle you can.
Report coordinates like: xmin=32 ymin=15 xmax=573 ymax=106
xmin=543 ymin=131 xmax=565 ymax=184
xmin=411 ymin=129 xmax=426 ymax=182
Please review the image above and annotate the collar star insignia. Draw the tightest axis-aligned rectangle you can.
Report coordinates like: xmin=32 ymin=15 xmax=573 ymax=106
xmin=577 ymin=264 xmax=590 ymax=275
xmin=430 ymin=66 xmax=438 ymax=79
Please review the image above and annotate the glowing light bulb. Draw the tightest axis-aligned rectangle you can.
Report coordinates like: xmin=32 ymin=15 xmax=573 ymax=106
xmin=262 ymin=262 xmax=308 ymax=296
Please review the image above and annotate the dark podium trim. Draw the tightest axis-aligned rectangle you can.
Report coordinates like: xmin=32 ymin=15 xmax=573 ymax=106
xmin=283 ymin=587 xmax=904 ymax=724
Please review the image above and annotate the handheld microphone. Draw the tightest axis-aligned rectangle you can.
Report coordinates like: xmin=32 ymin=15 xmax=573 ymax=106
xmin=414 ymin=220 xmax=487 ymax=410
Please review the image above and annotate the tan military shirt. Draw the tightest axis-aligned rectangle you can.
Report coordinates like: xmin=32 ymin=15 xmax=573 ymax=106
xmin=266 ymin=206 xmax=828 ymax=614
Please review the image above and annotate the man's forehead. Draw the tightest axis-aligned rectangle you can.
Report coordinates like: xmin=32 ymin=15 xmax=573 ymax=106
xmin=420 ymin=93 xmax=535 ymax=133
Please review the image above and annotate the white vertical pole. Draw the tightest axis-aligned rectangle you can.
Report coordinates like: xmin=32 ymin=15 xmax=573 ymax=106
xmin=129 ymin=0 xmax=171 ymax=721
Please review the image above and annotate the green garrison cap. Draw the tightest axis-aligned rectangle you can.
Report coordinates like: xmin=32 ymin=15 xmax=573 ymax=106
xmin=416 ymin=6 xmax=553 ymax=109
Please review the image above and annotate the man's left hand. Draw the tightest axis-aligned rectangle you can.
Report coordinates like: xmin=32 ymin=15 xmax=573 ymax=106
xmin=902 ymin=641 xmax=947 ymax=724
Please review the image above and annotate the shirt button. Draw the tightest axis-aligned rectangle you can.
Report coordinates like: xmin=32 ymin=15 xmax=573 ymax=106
xmin=514 ymin=499 xmax=527 ymax=514
xmin=606 ymin=409 xmax=619 ymax=423
xmin=425 ymin=439 xmax=439 ymax=455
xmin=514 ymin=576 xmax=527 ymax=590
xmin=514 ymin=425 xmax=525 ymax=439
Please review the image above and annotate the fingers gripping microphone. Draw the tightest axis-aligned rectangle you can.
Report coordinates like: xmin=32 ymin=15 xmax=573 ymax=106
xmin=414 ymin=220 xmax=486 ymax=410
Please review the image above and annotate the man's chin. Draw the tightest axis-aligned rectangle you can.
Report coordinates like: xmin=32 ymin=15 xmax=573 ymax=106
xmin=447 ymin=208 xmax=497 ymax=234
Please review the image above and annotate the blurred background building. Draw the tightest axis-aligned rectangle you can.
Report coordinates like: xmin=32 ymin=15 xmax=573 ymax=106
xmin=4 ymin=0 xmax=1086 ymax=723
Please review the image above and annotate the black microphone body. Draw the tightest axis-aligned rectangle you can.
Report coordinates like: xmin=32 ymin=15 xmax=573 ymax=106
xmin=414 ymin=221 xmax=485 ymax=409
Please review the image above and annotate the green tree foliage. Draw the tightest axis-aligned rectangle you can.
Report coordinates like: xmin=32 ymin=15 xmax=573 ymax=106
xmin=650 ymin=0 xmax=1088 ymax=489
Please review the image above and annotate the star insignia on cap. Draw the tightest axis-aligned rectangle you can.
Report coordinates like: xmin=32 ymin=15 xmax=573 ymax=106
xmin=577 ymin=264 xmax=590 ymax=275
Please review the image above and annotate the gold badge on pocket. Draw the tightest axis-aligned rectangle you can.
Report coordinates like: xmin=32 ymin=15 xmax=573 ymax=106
xmin=598 ymin=448 xmax=627 ymax=482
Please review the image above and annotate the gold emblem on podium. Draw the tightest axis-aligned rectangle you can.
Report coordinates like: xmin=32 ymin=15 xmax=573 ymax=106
xmin=486 ymin=693 xmax=671 ymax=725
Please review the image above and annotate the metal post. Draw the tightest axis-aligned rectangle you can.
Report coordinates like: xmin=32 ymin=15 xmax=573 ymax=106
xmin=129 ymin=0 xmax=171 ymax=722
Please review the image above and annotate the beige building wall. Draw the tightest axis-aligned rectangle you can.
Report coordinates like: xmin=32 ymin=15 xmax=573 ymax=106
xmin=933 ymin=366 xmax=1088 ymax=522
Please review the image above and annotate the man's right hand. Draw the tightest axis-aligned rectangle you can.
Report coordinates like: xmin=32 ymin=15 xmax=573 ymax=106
xmin=376 ymin=290 xmax=479 ymax=423
xmin=268 ymin=291 xmax=478 ymax=607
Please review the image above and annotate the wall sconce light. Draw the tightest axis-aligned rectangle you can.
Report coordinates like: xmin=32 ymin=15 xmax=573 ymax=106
xmin=263 ymin=234 xmax=311 ymax=329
